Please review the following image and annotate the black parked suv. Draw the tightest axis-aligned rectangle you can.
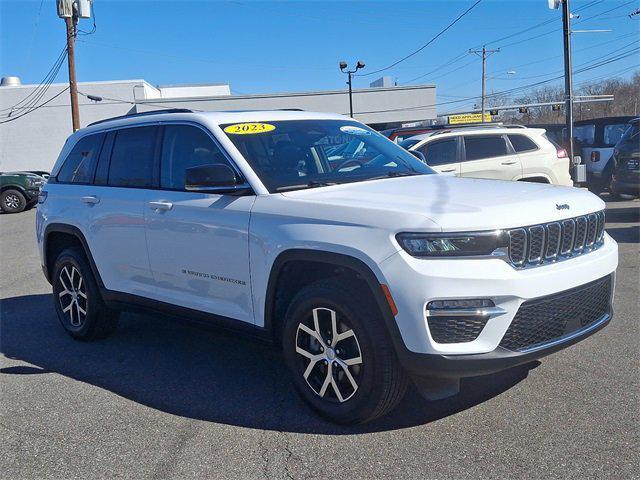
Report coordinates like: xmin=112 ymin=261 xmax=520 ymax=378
xmin=610 ymin=118 xmax=639 ymax=198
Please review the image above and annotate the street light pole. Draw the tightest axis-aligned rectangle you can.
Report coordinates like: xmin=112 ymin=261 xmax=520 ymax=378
xmin=339 ymin=60 xmax=365 ymax=118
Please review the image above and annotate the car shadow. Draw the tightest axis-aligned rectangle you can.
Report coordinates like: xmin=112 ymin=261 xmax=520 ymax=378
xmin=0 ymin=293 xmax=537 ymax=434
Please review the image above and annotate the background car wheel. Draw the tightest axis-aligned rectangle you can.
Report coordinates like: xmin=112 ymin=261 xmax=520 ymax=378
xmin=52 ymin=247 xmax=119 ymax=340
xmin=282 ymin=280 xmax=408 ymax=424
xmin=1 ymin=189 xmax=27 ymax=213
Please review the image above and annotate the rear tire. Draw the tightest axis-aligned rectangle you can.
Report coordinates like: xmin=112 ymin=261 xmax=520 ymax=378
xmin=1 ymin=189 xmax=26 ymax=213
xmin=282 ymin=280 xmax=408 ymax=424
xmin=52 ymin=247 xmax=119 ymax=340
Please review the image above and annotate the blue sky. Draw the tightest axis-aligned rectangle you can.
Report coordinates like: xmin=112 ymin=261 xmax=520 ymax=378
xmin=1 ymin=0 xmax=638 ymax=112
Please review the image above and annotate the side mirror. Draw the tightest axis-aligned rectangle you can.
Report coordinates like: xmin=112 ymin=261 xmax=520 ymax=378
xmin=410 ymin=150 xmax=426 ymax=163
xmin=185 ymin=164 xmax=238 ymax=192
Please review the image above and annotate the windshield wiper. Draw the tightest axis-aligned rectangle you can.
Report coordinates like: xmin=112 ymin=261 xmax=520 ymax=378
xmin=275 ymin=181 xmax=338 ymax=192
xmin=366 ymin=171 xmax=422 ymax=181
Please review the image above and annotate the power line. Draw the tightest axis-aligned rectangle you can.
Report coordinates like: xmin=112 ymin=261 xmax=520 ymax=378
xmin=0 ymin=45 xmax=68 ymax=113
xmin=356 ymin=0 xmax=483 ymax=77
xmin=0 ymin=87 xmax=70 ymax=124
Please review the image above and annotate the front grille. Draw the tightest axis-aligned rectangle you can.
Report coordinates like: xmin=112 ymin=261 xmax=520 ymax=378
xmin=427 ymin=315 xmax=489 ymax=343
xmin=499 ymin=275 xmax=612 ymax=351
xmin=507 ymin=211 xmax=605 ymax=268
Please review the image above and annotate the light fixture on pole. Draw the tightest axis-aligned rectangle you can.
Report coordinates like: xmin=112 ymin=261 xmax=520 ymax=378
xmin=339 ymin=60 xmax=365 ymax=118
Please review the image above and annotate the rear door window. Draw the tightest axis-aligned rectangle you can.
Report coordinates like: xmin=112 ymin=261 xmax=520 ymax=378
xmin=463 ymin=135 xmax=509 ymax=161
xmin=418 ymin=139 xmax=457 ymax=166
xmin=508 ymin=134 xmax=538 ymax=153
xmin=108 ymin=126 xmax=158 ymax=188
xmin=57 ymin=133 xmax=105 ymax=184
xmin=603 ymin=124 xmax=629 ymax=146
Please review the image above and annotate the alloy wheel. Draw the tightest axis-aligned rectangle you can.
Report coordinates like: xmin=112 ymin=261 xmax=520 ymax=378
xmin=295 ymin=307 xmax=363 ymax=403
xmin=58 ymin=265 xmax=88 ymax=327
xmin=4 ymin=194 xmax=20 ymax=210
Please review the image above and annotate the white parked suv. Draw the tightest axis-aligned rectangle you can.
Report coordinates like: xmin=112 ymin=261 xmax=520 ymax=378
xmin=401 ymin=126 xmax=573 ymax=185
xmin=37 ymin=109 xmax=617 ymax=424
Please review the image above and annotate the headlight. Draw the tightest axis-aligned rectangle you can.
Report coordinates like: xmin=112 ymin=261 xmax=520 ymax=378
xmin=396 ymin=231 xmax=508 ymax=257
xmin=27 ymin=178 xmax=43 ymax=188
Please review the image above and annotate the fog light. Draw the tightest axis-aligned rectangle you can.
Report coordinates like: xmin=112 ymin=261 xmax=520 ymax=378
xmin=427 ymin=299 xmax=494 ymax=310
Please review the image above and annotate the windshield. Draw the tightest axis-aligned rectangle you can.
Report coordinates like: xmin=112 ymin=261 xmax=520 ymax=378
xmin=221 ymin=120 xmax=434 ymax=192
xmin=398 ymin=138 xmax=422 ymax=150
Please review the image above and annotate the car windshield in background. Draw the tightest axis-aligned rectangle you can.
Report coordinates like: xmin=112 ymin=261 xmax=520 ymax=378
xmin=221 ymin=120 xmax=434 ymax=192
xmin=398 ymin=138 xmax=422 ymax=149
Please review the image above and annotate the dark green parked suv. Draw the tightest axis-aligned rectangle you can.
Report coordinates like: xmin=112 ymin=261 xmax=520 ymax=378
xmin=0 ymin=171 xmax=46 ymax=213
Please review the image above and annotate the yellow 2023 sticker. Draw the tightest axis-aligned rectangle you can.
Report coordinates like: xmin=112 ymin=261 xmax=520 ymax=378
xmin=223 ymin=123 xmax=276 ymax=135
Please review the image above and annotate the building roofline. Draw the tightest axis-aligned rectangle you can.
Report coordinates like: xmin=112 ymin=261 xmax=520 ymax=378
xmin=136 ymin=83 xmax=436 ymax=104
xmin=0 ymin=79 xmax=153 ymax=89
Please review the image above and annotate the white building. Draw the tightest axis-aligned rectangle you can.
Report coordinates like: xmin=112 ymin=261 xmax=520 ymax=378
xmin=0 ymin=77 xmax=436 ymax=172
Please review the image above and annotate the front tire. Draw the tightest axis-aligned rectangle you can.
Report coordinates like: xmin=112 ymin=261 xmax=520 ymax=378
xmin=52 ymin=247 xmax=119 ymax=340
xmin=1 ymin=189 xmax=26 ymax=213
xmin=282 ymin=280 xmax=407 ymax=424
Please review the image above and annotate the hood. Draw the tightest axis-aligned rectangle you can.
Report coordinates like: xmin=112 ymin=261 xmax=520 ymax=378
xmin=280 ymin=175 xmax=605 ymax=232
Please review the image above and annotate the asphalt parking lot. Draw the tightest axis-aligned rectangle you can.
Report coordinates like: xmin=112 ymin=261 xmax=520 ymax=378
xmin=1 ymin=196 xmax=638 ymax=480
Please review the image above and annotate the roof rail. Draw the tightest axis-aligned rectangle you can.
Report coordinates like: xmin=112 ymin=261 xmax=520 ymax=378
xmin=88 ymin=108 xmax=194 ymax=127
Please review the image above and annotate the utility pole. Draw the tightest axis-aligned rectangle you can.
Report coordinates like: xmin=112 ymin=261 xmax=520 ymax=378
xmin=57 ymin=0 xmax=92 ymax=131
xmin=469 ymin=45 xmax=500 ymax=122
xmin=65 ymin=16 xmax=80 ymax=131
xmin=561 ymin=0 xmax=574 ymax=163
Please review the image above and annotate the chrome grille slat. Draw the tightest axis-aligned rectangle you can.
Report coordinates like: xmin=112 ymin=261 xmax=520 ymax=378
xmin=545 ymin=222 xmax=561 ymax=259
xmin=574 ymin=216 xmax=588 ymax=251
xmin=527 ymin=225 xmax=545 ymax=264
xmin=586 ymin=213 xmax=598 ymax=247
xmin=507 ymin=211 xmax=605 ymax=269
xmin=561 ymin=219 xmax=575 ymax=255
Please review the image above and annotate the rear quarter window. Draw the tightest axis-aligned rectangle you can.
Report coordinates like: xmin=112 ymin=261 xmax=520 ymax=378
xmin=57 ymin=133 xmax=105 ymax=184
xmin=508 ymin=134 xmax=538 ymax=153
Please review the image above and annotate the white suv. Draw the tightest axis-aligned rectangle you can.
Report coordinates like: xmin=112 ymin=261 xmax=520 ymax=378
xmin=402 ymin=126 xmax=573 ymax=185
xmin=37 ymin=110 xmax=617 ymax=424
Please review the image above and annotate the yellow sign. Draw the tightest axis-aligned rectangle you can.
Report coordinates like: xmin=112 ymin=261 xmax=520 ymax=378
xmin=448 ymin=113 xmax=492 ymax=125
xmin=223 ymin=123 xmax=276 ymax=135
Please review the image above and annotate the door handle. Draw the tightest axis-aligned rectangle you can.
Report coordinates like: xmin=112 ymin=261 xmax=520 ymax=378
xmin=441 ymin=168 xmax=457 ymax=172
xmin=501 ymin=161 xmax=517 ymax=165
xmin=81 ymin=195 xmax=100 ymax=205
xmin=148 ymin=201 xmax=173 ymax=212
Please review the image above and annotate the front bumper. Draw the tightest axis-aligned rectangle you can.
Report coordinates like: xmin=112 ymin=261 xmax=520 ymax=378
xmin=24 ymin=188 xmax=40 ymax=203
xmin=398 ymin=311 xmax=611 ymax=378
xmin=379 ymin=233 xmax=618 ymax=376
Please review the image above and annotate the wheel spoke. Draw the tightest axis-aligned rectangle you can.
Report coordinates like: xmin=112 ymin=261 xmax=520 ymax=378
xmin=65 ymin=266 xmax=74 ymax=286
xmin=302 ymin=356 xmax=322 ymax=380
xmin=78 ymin=290 xmax=87 ymax=299
xmin=76 ymin=302 xmax=86 ymax=316
xmin=298 ymin=323 xmax=323 ymax=345
xmin=331 ymin=377 xmax=345 ymax=402
xmin=59 ymin=271 xmax=71 ymax=293
xmin=318 ymin=363 xmax=332 ymax=397
xmin=343 ymin=355 xmax=363 ymax=366
xmin=335 ymin=329 xmax=356 ymax=344
xmin=338 ymin=362 xmax=359 ymax=392
xmin=312 ymin=308 xmax=323 ymax=343
xmin=329 ymin=310 xmax=339 ymax=347
xmin=58 ymin=289 xmax=72 ymax=298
